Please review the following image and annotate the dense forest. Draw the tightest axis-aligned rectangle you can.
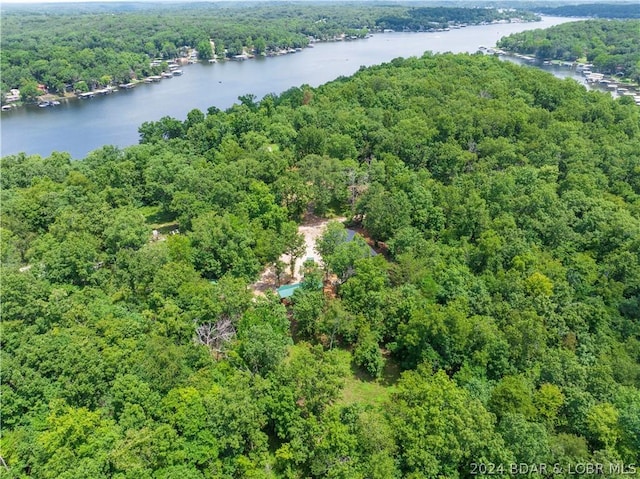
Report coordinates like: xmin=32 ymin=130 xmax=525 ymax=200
xmin=2 ymin=52 xmax=639 ymax=477
xmin=0 ymin=3 xmax=537 ymax=101
xmin=497 ymin=19 xmax=640 ymax=82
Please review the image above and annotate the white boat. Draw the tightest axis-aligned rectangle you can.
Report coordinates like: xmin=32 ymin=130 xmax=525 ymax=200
xmin=38 ymin=100 xmax=60 ymax=107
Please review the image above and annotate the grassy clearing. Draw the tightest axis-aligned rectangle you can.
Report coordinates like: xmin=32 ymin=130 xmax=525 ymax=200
xmin=340 ymin=355 xmax=401 ymax=408
xmin=341 ymin=374 xmax=394 ymax=407
xmin=141 ymin=205 xmax=176 ymax=226
xmin=140 ymin=206 xmax=179 ymax=234
xmin=283 ymin=344 xmax=402 ymax=408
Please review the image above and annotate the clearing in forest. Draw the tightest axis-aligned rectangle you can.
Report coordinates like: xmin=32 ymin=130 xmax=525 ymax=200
xmin=251 ymin=214 xmax=345 ymax=295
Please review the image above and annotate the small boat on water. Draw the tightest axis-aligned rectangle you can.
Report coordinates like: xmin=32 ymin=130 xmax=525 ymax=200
xmin=38 ymin=100 xmax=61 ymax=107
xmin=172 ymin=69 xmax=183 ymax=76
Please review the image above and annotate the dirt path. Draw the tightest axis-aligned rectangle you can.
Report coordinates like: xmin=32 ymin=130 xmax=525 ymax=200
xmin=251 ymin=214 xmax=345 ymax=295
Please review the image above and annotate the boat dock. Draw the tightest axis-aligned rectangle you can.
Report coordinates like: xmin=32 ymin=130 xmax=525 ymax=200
xmin=94 ymin=86 xmax=117 ymax=95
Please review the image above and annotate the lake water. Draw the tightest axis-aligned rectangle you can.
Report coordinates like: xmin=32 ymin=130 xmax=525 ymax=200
xmin=1 ymin=16 xmax=582 ymax=159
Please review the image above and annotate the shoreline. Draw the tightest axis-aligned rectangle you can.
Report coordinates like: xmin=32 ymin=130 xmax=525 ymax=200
xmin=493 ymin=49 xmax=640 ymax=104
xmin=0 ymin=44 xmax=336 ymax=112
xmin=1 ymin=17 xmax=540 ymax=113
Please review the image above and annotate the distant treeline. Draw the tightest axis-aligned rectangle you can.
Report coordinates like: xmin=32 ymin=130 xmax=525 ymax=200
xmin=498 ymin=19 xmax=640 ymax=81
xmin=377 ymin=6 xmax=538 ymax=31
xmin=536 ymin=3 xmax=640 ymax=19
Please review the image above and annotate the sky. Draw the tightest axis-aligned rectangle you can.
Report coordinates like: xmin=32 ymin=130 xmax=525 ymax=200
xmin=2 ymin=0 xmax=607 ymax=4
xmin=0 ymin=0 xmax=629 ymax=5
xmin=4 ymin=0 xmax=380 ymax=3
xmin=4 ymin=0 xmax=213 ymax=3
